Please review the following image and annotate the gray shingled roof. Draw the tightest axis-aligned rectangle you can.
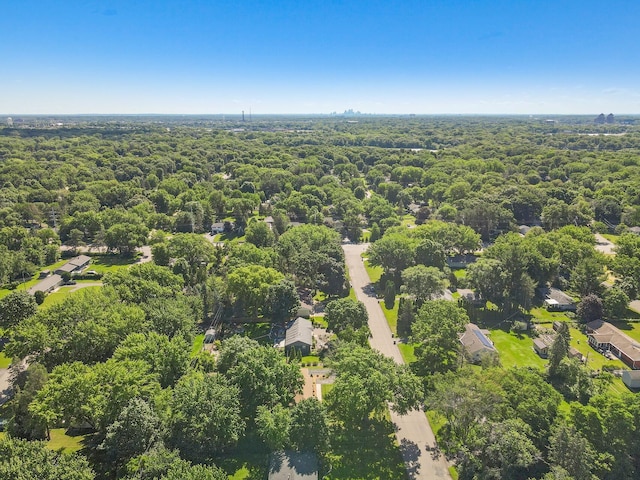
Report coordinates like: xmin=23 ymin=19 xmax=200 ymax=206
xmin=285 ymin=317 xmax=313 ymax=348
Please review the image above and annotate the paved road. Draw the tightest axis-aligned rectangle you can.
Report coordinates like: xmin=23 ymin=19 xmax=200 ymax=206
xmin=343 ymin=243 xmax=451 ymax=480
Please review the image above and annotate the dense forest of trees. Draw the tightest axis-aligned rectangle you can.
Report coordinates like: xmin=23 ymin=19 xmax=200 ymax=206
xmin=1 ymin=115 xmax=640 ymax=479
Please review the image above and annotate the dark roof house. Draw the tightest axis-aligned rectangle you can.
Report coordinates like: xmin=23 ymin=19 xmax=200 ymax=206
xmin=28 ymin=274 xmax=63 ymax=295
xmin=268 ymin=451 xmax=318 ymax=480
xmin=54 ymin=255 xmax=91 ymax=275
xmin=537 ymin=287 xmax=576 ymax=312
xmin=285 ymin=317 xmax=313 ymax=356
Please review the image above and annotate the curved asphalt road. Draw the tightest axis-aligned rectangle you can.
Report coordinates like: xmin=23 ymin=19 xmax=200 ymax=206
xmin=343 ymin=243 xmax=451 ymax=480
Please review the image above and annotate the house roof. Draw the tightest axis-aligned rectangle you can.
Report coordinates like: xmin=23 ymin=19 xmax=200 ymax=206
xmin=533 ymin=334 xmax=555 ymax=350
xmin=586 ymin=320 xmax=640 ymax=362
xmin=211 ymin=222 xmax=225 ymax=228
xmin=268 ymin=451 xmax=318 ymax=480
xmin=28 ymin=274 xmax=63 ymax=294
xmin=285 ymin=317 xmax=313 ymax=347
xmin=460 ymin=323 xmax=496 ymax=355
xmin=457 ymin=289 xmax=478 ymax=300
xmin=68 ymin=255 xmax=91 ymax=267
xmin=538 ymin=287 xmax=575 ymax=306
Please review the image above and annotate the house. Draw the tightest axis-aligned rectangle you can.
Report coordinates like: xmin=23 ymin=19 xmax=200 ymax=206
xmin=622 ymin=370 xmax=640 ymax=389
xmin=518 ymin=225 xmax=531 ymax=236
xmin=263 ymin=216 xmax=275 ymax=230
xmin=586 ymin=320 xmax=640 ymax=369
xmin=538 ymin=287 xmax=576 ymax=312
xmin=460 ymin=323 xmax=497 ymax=363
xmin=285 ymin=317 xmax=313 ymax=356
xmin=268 ymin=451 xmax=318 ymax=480
xmin=54 ymin=255 xmax=91 ymax=275
xmin=28 ymin=274 xmax=63 ymax=295
xmin=533 ymin=334 xmax=555 ymax=358
xmin=211 ymin=222 xmax=225 ymax=234
xmin=457 ymin=289 xmax=483 ymax=306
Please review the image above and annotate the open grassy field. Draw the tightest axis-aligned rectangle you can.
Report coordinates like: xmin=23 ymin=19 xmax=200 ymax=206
xmin=88 ymin=254 xmax=138 ymax=274
xmin=489 ymin=329 xmax=546 ymax=370
xmin=39 ymin=285 xmax=102 ymax=309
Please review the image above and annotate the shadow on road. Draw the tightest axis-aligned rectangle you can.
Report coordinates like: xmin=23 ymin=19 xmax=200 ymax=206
xmin=399 ymin=438 xmax=422 ymax=477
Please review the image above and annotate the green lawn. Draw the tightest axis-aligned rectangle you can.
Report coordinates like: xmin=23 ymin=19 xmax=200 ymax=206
xmin=601 ymin=234 xmax=620 ymax=244
xmin=191 ymin=334 xmax=205 ymax=356
xmin=325 ymin=418 xmax=407 ymax=479
xmin=380 ymin=300 xmax=398 ymax=334
xmin=46 ymin=428 xmax=87 ymax=453
xmin=453 ymin=269 xmax=466 ymax=280
xmin=529 ymin=307 xmax=571 ymax=324
xmin=0 ymin=351 xmax=11 ymax=369
xmin=321 ymin=383 xmax=333 ymax=398
xmin=398 ymin=343 xmax=417 ymax=364
xmin=489 ymin=329 xmax=546 ymax=370
xmin=88 ymin=254 xmax=138 ymax=274
xmin=39 ymin=286 xmax=102 ymax=309
xmin=310 ymin=315 xmax=328 ymax=328
xmin=363 ymin=260 xmax=383 ymax=285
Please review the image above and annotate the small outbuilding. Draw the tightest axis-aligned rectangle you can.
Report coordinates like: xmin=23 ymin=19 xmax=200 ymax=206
xmin=268 ymin=451 xmax=318 ymax=480
xmin=622 ymin=370 xmax=640 ymax=389
xmin=285 ymin=317 xmax=313 ymax=356
xmin=211 ymin=222 xmax=225 ymax=234
xmin=533 ymin=334 xmax=555 ymax=358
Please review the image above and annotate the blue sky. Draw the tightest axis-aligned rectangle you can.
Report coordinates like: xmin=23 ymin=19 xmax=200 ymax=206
xmin=2 ymin=0 xmax=639 ymax=114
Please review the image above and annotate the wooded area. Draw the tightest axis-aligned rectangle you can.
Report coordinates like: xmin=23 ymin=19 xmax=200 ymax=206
xmin=1 ymin=115 xmax=640 ymax=479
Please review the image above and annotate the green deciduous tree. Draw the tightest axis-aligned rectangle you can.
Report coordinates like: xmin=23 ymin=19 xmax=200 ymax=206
xmin=0 ymin=436 xmax=95 ymax=479
xmin=255 ymin=404 xmax=291 ymax=451
xmin=0 ymin=290 xmax=37 ymax=329
xmin=324 ymin=297 xmax=368 ymax=333
xmin=411 ymin=300 xmax=468 ymax=376
xmin=168 ymin=371 xmax=244 ymax=460
xmin=99 ymin=398 xmax=162 ymax=473
xmin=401 ymin=265 xmax=446 ymax=305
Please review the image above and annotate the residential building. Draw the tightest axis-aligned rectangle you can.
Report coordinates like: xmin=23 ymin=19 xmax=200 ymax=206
xmin=285 ymin=317 xmax=313 ymax=356
xmin=460 ymin=323 xmax=497 ymax=363
xmin=537 ymin=287 xmax=576 ymax=312
xmin=54 ymin=255 xmax=91 ymax=275
xmin=586 ymin=320 xmax=640 ymax=369
xmin=622 ymin=370 xmax=640 ymax=389
xmin=28 ymin=274 xmax=63 ymax=295
xmin=211 ymin=222 xmax=225 ymax=234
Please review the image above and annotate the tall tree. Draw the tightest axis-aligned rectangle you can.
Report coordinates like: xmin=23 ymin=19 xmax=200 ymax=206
xmin=0 ymin=290 xmax=37 ymax=329
xmin=168 ymin=371 xmax=244 ymax=461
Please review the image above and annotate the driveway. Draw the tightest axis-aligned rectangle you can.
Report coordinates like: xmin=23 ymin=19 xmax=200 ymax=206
xmin=343 ymin=243 xmax=451 ymax=480
xmin=594 ymin=234 xmax=616 ymax=255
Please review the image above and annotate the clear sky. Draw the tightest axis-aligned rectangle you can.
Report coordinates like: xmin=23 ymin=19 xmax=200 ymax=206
xmin=2 ymin=0 xmax=639 ymax=114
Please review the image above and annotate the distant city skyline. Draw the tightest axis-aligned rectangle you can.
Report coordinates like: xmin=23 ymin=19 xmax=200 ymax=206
xmin=2 ymin=1 xmax=639 ymax=114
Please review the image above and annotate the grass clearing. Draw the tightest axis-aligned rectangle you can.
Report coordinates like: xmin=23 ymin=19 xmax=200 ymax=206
xmin=0 ymin=351 xmax=11 ymax=369
xmin=380 ymin=300 xmax=398 ymax=334
xmin=88 ymin=254 xmax=138 ymax=274
xmin=529 ymin=307 xmax=571 ymax=324
xmin=45 ymin=428 xmax=87 ymax=453
xmin=398 ymin=343 xmax=417 ymax=364
xmin=0 ymin=259 xmax=70 ymax=299
xmin=453 ymin=268 xmax=466 ymax=280
xmin=311 ymin=315 xmax=328 ymax=328
xmin=191 ymin=334 xmax=205 ymax=356
xmin=610 ymin=319 xmax=640 ymax=342
xmin=321 ymin=383 xmax=333 ymax=398
xmin=489 ymin=329 xmax=546 ymax=370
xmin=39 ymin=286 xmax=102 ymax=309
xmin=363 ymin=260 xmax=383 ymax=285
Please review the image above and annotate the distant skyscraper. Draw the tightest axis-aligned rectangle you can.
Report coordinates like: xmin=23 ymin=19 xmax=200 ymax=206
xmin=242 ymin=110 xmax=245 ymax=122
xmin=6 ymin=117 xmax=13 ymax=127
